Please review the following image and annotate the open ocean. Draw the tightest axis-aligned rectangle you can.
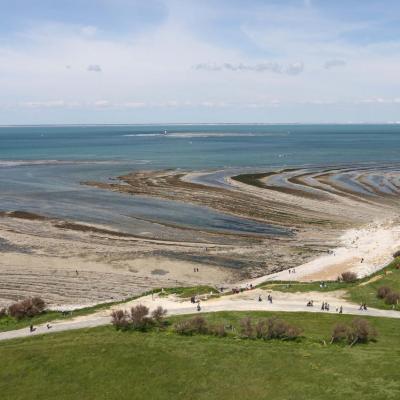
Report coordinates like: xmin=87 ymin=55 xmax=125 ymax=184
xmin=1 ymin=124 xmax=399 ymax=235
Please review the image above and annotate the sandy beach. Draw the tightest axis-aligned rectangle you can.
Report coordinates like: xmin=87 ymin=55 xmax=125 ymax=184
xmin=1 ymin=165 xmax=400 ymax=309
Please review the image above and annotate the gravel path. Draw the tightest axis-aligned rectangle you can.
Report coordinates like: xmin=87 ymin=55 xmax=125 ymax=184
xmin=1 ymin=289 xmax=399 ymax=342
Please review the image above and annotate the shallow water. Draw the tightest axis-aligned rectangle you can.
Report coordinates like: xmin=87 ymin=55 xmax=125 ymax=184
xmin=1 ymin=124 xmax=400 ymax=235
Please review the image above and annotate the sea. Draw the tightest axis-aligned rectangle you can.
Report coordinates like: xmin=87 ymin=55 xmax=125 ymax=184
xmin=1 ymin=124 xmax=399 ymax=236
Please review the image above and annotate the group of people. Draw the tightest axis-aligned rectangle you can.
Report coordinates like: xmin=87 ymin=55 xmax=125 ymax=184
xmin=288 ymin=268 xmax=296 ymax=274
xmin=232 ymin=283 xmax=254 ymax=294
xmin=258 ymin=294 xmax=273 ymax=303
xmin=29 ymin=323 xmax=52 ymax=333
xmin=320 ymin=302 xmax=343 ymax=313
xmin=359 ymin=303 xmax=368 ymax=311
xmin=321 ymin=302 xmax=330 ymax=311
xmin=193 ymin=268 xmax=200 ymax=273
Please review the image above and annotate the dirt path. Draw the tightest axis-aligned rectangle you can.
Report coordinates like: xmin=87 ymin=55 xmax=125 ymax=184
xmin=1 ymin=289 xmax=399 ymax=342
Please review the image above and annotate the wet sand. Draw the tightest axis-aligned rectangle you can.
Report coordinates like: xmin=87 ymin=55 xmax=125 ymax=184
xmin=1 ymin=165 xmax=400 ymax=308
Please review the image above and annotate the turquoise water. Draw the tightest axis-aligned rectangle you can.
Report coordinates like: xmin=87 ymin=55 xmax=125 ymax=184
xmin=1 ymin=124 xmax=399 ymax=236
xmin=1 ymin=124 xmax=400 ymax=168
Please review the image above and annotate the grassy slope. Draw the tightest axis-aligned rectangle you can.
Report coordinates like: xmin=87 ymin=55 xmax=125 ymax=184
xmin=1 ymin=311 xmax=400 ymax=400
xmin=262 ymin=257 xmax=400 ymax=311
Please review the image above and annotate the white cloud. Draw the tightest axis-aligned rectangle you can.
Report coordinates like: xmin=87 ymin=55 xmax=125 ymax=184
xmin=93 ymin=100 xmax=110 ymax=107
xmin=324 ymin=59 xmax=347 ymax=69
xmin=81 ymin=25 xmax=98 ymax=37
xmin=87 ymin=64 xmax=102 ymax=72
xmin=193 ymin=61 xmax=304 ymax=75
xmin=1 ymin=2 xmax=400 ymax=123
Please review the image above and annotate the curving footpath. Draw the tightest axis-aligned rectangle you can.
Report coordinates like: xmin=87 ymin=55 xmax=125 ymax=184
xmin=1 ymin=289 xmax=399 ymax=342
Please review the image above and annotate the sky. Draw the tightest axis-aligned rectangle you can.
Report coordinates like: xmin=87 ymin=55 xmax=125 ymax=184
xmin=1 ymin=0 xmax=400 ymax=124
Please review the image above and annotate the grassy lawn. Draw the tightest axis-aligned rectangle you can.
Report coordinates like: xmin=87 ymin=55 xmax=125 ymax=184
xmin=346 ymin=259 xmax=400 ymax=310
xmin=261 ymin=281 xmax=349 ymax=293
xmin=1 ymin=311 xmax=400 ymax=400
xmin=158 ymin=285 xmax=218 ymax=298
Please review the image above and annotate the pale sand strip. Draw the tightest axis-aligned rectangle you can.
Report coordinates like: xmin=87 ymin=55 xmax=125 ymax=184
xmin=248 ymin=220 xmax=400 ymax=285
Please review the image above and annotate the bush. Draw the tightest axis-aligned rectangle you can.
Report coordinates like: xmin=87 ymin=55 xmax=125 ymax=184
xmin=174 ymin=317 xmax=208 ymax=335
xmin=384 ymin=291 xmax=400 ymax=305
xmin=393 ymin=250 xmax=400 ymax=258
xmin=330 ymin=323 xmax=349 ymax=343
xmin=111 ymin=309 xmax=130 ymax=330
xmin=266 ymin=317 xmax=302 ymax=340
xmin=0 ymin=307 xmax=7 ymax=318
xmin=174 ymin=320 xmax=194 ymax=335
xmin=347 ymin=318 xmax=377 ymax=346
xmin=255 ymin=319 xmax=268 ymax=339
xmin=209 ymin=323 xmax=227 ymax=337
xmin=8 ymin=297 xmax=46 ymax=320
xmin=341 ymin=271 xmax=357 ymax=283
xmin=240 ymin=317 xmax=255 ymax=339
xmin=189 ymin=316 xmax=208 ymax=334
xmin=130 ymin=305 xmax=153 ymax=331
xmin=151 ymin=306 xmax=168 ymax=326
xmin=377 ymin=286 xmax=392 ymax=299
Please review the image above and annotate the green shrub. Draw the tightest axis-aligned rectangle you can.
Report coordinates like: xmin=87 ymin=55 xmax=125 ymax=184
xmin=341 ymin=271 xmax=357 ymax=283
xmin=240 ymin=317 xmax=255 ymax=339
xmin=377 ymin=286 xmax=392 ymax=299
xmin=174 ymin=317 xmax=208 ymax=335
xmin=266 ymin=317 xmax=302 ymax=340
xmin=384 ymin=291 xmax=400 ymax=305
xmin=8 ymin=297 xmax=46 ymax=320
xmin=111 ymin=310 xmax=130 ymax=330
xmin=151 ymin=306 xmax=168 ymax=326
xmin=347 ymin=318 xmax=377 ymax=346
xmin=209 ymin=323 xmax=227 ymax=337
xmin=330 ymin=323 xmax=349 ymax=343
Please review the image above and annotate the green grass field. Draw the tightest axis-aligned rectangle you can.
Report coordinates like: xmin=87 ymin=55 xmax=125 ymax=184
xmin=1 ymin=311 xmax=400 ymax=400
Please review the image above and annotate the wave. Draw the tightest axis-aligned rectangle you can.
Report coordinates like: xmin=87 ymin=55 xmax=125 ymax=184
xmin=123 ymin=133 xmax=164 ymax=137
xmin=123 ymin=132 xmax=289 ymax=138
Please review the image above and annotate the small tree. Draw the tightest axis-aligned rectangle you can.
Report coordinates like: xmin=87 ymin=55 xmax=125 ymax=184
xmin=347 ymin=318 xmax=377 ymax=346
xmin=266 ymin=317 xmax=302 ymax=340
xmin=8 ymin=297 xmax=46 ymax=320
xmin=341 ymin=271 xmax=357 ymax=283
xmin=377 ymin=286 xmax=392 ymax=299
xmin=111 ymin=309 xmax=130 ymax=330
xmin=330 ymin=323 xmax=348 ymax=344
xmin=151 ymin=306 xmax=168 ymax=326
xmin=0 ymin=307 xmax=7 ymax=318
xmin=31 ymin=297 xmax=46 ymax=313
xmin=130 ymin=304 xmax=153 ymax=331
